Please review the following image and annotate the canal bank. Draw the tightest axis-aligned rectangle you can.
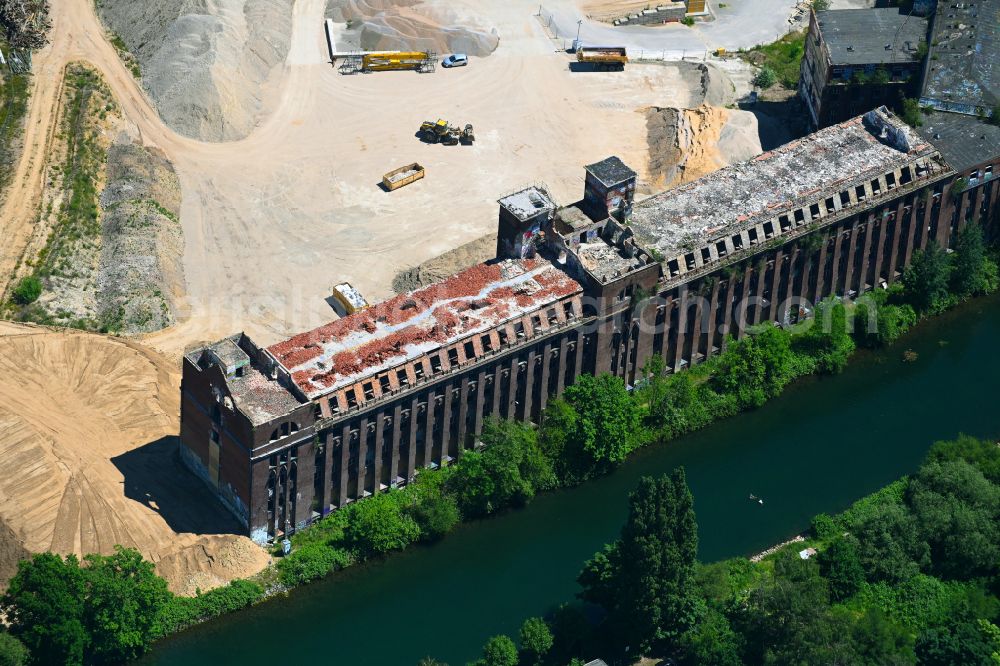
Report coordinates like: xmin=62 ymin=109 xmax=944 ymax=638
xmin=142 ymin=293 xmax=1000 ymax=666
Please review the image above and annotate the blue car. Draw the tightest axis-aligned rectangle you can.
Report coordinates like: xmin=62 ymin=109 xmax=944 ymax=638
xmin=442 ymin=53 xmax=468 ymax=68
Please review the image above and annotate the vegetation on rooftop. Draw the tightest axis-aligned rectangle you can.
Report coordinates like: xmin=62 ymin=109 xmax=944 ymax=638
xmin=741 ymin=30 xmax=806 ymax=90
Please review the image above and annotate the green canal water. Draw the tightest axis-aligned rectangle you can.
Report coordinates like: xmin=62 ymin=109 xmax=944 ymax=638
xmin=143 ymin=294 xmax=1000 ymax=666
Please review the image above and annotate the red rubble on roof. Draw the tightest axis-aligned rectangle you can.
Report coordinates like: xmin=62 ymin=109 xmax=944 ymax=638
xmin=266 ymin=258 xmax=582 ymax=399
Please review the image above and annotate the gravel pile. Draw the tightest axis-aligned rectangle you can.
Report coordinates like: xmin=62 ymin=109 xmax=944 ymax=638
xmin=96 ymin=0 xmax=293 ymax=141
xmin=327 ymin=0 xmax=499 ymax=57
xmin=97 ymin=141 xmax=184 ymax=334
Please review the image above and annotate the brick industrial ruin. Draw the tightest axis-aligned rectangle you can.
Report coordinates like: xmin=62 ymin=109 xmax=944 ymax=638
xmin=181 ymin=108 xmax=1000 ymax=544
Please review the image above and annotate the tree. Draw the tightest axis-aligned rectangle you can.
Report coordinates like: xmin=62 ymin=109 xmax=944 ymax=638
xmin=538 ymin=398 xmax=578 ymax=480
xmin=0 ymin=634 xmax=29 ymax=666
xmin=81 ymin=547 xmax=170 ymax=663
xmin=855 ymin=290 xmax=917 ymax=348
xmin=906 ymin=460 xmax=1000 ymax=579
xmin=10 ymin=276 xmax=41 ymax=305
xmin=561 ymin=374 xmax=641 ymax=477
xmin=916 ymin=619 xmax=1000 ymax=665
xmin=736 ymin=551 xmax=831 ymax=665
xmin=581 ymin=470 xmax=699 ymax=653
xmin=851 ymin=500 xmax=929 ymax=583
xmin=448 ymin=419 xmax=554 ymax=518
xmin=547 ymin=603 xmax=591 ymax=665
xmin=926 ymin=433 xmax=1000 ymax=485
xmin=1 ymin=552 xmax=87 ymax=666
xmin=850 ymin=608 xmax=916 ymax=665
xmin=678 ymin=605 xmax=742 ymax=666
xmin=903 ymin=243 xmax=951 ymax=313
xmin=478 ymin=634 xmax=518 ymax=666
xmin=405 ymin=469 xmax=460 ymax=541
xmin=518 ymin=617 xmax=553 ymax=665
xmin=712 ymin=326 xmax=797 ymax=408
xmin=577 ymin=542 xmax=620 ymax=610
xmin=951 ymin=224 xmax=998 ymax=298
xmin=818 ymin=537 xmax=865 ymax=601
xmin=797 ymin=299 xmax=855 ymax=373
xmin=639 ymin=356 xmax=712 ymax=441
xmin=345 ymin=491 xmax=421 ymax=555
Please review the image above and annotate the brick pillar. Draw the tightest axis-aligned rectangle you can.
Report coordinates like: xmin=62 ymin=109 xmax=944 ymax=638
xmin=767 ymin=249 xmax=784 ymax=322
xmin=373 ymin=413 xmax=385 ymax=493
xmin=389 ymin=403 xmax=402 ymax=486
xmin=736 ymin=266 xmax=753 ymax=340
xmin=871 ymin=207 xmax=892 ymax=286
xmin=634 ymin=301 xmax=656 ymax=374
xmin=718 ymin=280 xmax=733 ymax=351
xmin=441 ymin=381 xmax=454 ymax=464
xmin=829 ymin=223 xmax=846 ymax=297
xmin=473 ymin=369 xmax=487 ymax=440
xmin=689 ymin=286 xmax=705 ymax=366
xmin=422 ymin=392 xmax=435 ymax=469
xmin=538 ymin=343 xmax=552 ymax=412
xmin=673 ymin=285 xmax=688 ymax=370
xmin=338 ymin=423 xmax=350 ymax=508
xmin=813 ymin=230 xmax=830 ymax=303
xmin=506 ymin=357 xmax=518 ymax=418
xmin=555 ymin=336 xmax=570 ymax=395
xmin=751 ymin=261 xmax=767 ymax=325
xmin=491 ymin=364 xmax=503 ymax=417
xmin=320 ymin=429 xmax=333 ymax=513
xmin=887 ymin=203 xmax=907 ymax=282
xmin=856 ymin=215 xmax=875 ymax=294
xmin=842 ymin=220 xmax=861 ymax=295
xmin=456 ymin=376 xmax=470 ymax=457
xmin=407 ymin=396 xmax=418 ymax=480
xmin=356 ymin=417 xmax=369 ymax=499
xmin=523 ymin=350 xmax=536 ymax=420
xmin=915 ymin=193 xmax=934 ymax=254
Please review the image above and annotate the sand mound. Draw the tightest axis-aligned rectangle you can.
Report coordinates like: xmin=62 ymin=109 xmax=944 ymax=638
xmin=328 ymin=0 xmax=499 ymax=56
xmin=0 ymin=325 xmax=269 ymax=593
xmin=645 ymin=104 xmax=761 ymax=189
xmin=96 ymin=0 xmax=294 ymax=141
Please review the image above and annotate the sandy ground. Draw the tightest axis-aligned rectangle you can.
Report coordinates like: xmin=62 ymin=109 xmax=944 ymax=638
xmin=0 ymin=322 xmax=270 ymax=593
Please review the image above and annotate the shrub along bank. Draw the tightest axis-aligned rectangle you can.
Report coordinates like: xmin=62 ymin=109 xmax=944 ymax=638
xmin=0 ymin=232 xmax=996 ymax=665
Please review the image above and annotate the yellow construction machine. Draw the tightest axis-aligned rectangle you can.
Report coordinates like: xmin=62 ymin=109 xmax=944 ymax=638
xmin=338 ymin=51 xmax=436 ymax=74
xmin=418 ymin=119 xmax=474 ymax=145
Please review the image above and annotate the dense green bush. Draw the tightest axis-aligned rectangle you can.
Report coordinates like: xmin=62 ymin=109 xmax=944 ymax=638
xmin=154 ymin=579 xmax=264 ymax=636
xmin=10 ymin=276 xmax=41 ymax=305
xmin=448 ymin=419 xmax=554 ymax=518
xmin=344 ymin=491 xmax=421 ymax=556
xmin=752 ymin=66 xmax=776 ymax=89
xmin=277 ymin=543 xmax=353 ymax=587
